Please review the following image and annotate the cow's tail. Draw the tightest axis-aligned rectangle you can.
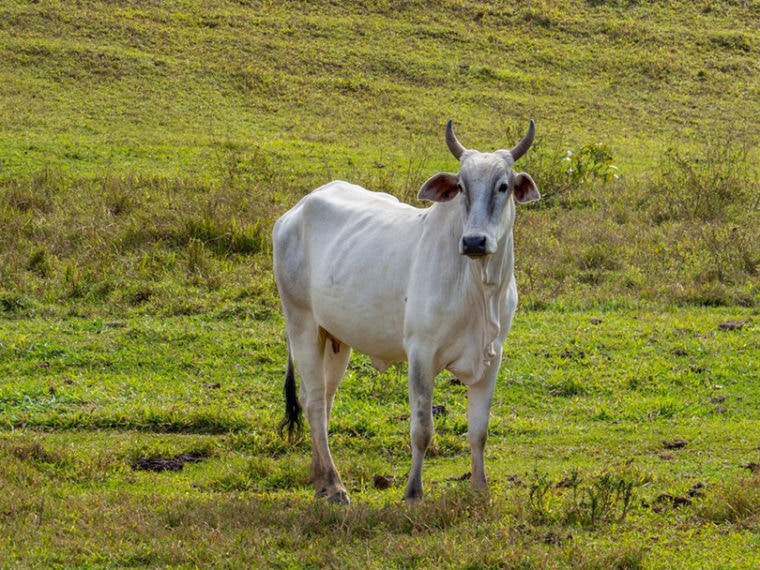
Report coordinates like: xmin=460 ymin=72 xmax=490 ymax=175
xmin=278 ymin=340 xmax=303 ymax=440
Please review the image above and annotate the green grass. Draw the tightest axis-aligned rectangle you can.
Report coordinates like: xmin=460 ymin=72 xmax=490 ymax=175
xmin=1 ymin=308 xmax=758 ymax=568
xmin=1 ymin=0 xmax=758 ymax=313
xmin=0 ymin=0 xmax=759 ymax=567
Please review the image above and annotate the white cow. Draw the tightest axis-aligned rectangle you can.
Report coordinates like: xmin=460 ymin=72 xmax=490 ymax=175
xmin=273 ymin=119 xmax=539 ymax=504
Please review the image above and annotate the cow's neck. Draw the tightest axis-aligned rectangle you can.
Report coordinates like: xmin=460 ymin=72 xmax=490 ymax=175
xmin=424 ymin=201 xmax=515 ymax=365
xmin=470 ymin=229 xmax=514 ymax=361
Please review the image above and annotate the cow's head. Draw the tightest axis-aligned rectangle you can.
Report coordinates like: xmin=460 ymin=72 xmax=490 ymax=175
xmin=418 ymin=120 xmax=540 ymax=257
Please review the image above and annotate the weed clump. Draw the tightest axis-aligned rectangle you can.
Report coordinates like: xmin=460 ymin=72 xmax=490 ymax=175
xmin=527 ymin=468 xmax=646 ymax=528
xmin=651 ymin=135 xmax=756 ymax=224
xmin=695 ymin=476 xmax=760 ymax=529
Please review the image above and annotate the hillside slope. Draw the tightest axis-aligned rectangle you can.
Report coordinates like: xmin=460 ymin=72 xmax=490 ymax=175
xmin=1 ymin=1 xmax=758 ymax=176
xmin=0 ymin=0 xmax=758 ymax=312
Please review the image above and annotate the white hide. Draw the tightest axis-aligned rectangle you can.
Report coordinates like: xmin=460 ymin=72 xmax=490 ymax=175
xmin=274 ymin=181 xmax=514 ymax=383
xmin=273 ymin=120 xmax=539 ymax=503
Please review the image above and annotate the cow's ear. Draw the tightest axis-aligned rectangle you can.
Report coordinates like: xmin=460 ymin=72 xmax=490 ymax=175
xmin=418 ymin=173 xmax=460 ymax=203
xmin=513 ymin=172 xmax=540 ymax=204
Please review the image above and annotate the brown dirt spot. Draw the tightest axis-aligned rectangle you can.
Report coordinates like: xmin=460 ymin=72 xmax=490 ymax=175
xmin=131 ymin=451 xmax=208 ymax=472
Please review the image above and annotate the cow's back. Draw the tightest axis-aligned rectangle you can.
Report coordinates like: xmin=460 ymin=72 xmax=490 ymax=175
xmin=273 ymin=181 xmax=422 ymax=364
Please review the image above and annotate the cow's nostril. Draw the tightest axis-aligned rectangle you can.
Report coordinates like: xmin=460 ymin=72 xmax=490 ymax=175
xmin=462 ymin=235 xmax=487 ymax=256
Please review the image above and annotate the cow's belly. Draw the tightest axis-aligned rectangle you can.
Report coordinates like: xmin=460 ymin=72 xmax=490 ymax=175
xmin=309 ymin=250 xmax=409 ymax=369
xmin=312 ymin=282 xmax=407 ymax=367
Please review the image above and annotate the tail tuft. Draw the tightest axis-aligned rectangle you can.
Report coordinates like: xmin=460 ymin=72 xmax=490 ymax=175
xmin=278 ymin=348 xmax=303 ymax=439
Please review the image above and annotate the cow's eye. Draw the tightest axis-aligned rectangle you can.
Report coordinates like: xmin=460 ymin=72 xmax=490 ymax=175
xmin=498 ymin=182 xmax=509 ymax=193
xmin=457 ymin=182 xmax=465 ymax=193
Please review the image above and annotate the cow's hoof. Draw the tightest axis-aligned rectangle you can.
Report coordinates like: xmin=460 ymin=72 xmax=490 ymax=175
xmin=403 ymin=482 xmax=424 ymax=505
xmin=327 ymin=490 xmax=351 ymax=505
xmin=403 ymin=491 xmax=424 ymax=506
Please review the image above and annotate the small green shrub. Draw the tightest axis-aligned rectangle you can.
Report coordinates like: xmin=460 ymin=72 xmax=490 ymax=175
xmin=0 ymin=293 xmax=33 ymax=314
xmin=527 ymin=469 xmax=555 ymax=524
xmin=26 ymin=247 xmax=50 ymax=277
xmin=548 ymin=376 xmax=588 ymax=397
xmin=183 ymin=215 xmax=268 ymax=256
xmin=650 ymin=132 xmax=756 ymax=223
xmin=565 ymin=471 xmax=638 ymax=527
xmin=525 ymin=139 xmax=620 ymax=209
xmin=527 ymin=468 xmax=644 ymax=528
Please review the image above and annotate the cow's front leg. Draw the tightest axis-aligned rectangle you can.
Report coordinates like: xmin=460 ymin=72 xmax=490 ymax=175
xmin=404 ymin=356 xmax=435 ymax=503
xmin=467 ymin=353 xmax=500 ymax=490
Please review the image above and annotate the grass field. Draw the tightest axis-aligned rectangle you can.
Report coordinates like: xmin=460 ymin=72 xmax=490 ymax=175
xmin=1 ymin=0 xmax=759 ymax=568
xmin=2 ymin=308 xmax=758 ymax=568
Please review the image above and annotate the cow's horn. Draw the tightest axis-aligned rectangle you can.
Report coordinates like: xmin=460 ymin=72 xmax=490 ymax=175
xmin=509 ymin=119 xmax=535 ymax=162
xmin=445 ymin=119 xmax=466 ymax=160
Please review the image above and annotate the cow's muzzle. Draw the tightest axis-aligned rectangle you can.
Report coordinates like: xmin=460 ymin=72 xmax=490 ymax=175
xmin=461 ymin=235 xmax=488 ymax=257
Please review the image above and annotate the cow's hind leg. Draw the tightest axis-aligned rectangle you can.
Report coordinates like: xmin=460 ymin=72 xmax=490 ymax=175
xmin=290 ymin=320 xmax=351 ymax=504
xmin=316 ymin=330 xmax=351 ymax=501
